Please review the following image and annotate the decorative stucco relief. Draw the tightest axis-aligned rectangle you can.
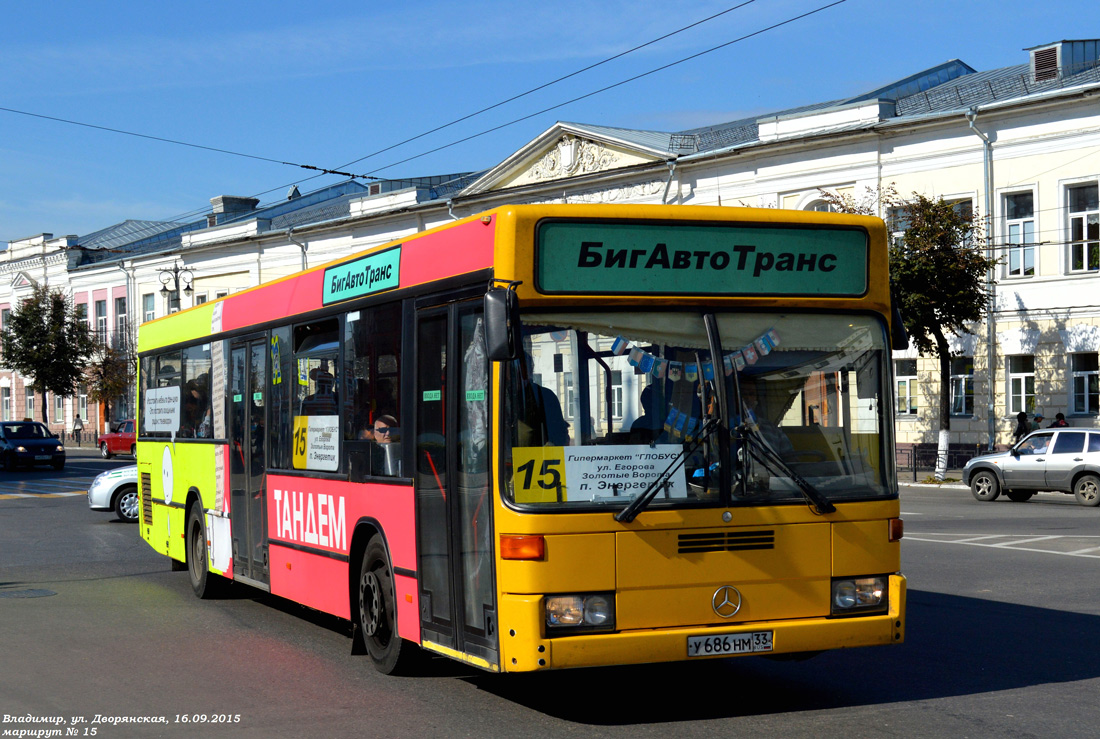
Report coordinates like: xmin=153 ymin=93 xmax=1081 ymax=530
xmin=527 ymin=135 xmax=621 ymax=181
xmin=527 ymin=179 xmax=665 ymax=206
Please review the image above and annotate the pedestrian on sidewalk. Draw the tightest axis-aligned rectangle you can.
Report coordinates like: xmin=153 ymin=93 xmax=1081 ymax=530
xmin=73 ymin=414 xmax=84 ymax=447
xmin=1013 ymin=412 xmax=1030 ymax=443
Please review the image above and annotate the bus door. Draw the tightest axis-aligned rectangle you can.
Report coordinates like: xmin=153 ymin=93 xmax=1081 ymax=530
xmin=229 ymin=335 xmax=269 ymax=586
xmin=414 ymin=298 xmax=497 ymax=667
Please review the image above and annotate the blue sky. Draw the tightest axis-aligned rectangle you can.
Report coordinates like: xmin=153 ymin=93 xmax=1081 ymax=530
xmin=0 ymin=0 xmax=1093 ymax=244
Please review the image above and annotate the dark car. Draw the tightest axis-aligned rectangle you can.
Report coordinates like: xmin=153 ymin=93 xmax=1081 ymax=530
xmin=963 ymin=428 xmax=1100 ymax=506
xmin=99 ymin=419 xmax=136 ymax=459
xmin=0 ymin=421 xmax=66 ymax=470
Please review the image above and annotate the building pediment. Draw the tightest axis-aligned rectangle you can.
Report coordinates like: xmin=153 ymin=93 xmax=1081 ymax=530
xmin=462 ymin=123 xmax=673 ymax=195
xmin=11 ymin=271 xmax=38 ymax=290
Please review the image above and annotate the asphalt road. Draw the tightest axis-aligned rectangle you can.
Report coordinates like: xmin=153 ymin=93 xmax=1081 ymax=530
xmin=2 ymin=466 xmax=1099 ymax=738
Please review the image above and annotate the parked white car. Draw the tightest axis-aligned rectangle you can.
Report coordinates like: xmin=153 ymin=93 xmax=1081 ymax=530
xmin=87 ymin=465 xmax=139 ymax=523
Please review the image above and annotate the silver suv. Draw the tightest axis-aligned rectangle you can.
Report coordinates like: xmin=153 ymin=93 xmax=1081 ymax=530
xmin=963 ymin=429 xmax=1100 ymax=506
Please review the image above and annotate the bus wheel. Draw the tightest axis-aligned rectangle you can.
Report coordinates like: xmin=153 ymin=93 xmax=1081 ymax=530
xmin=187 ymin=505 xmax=226 ymax=598
xmin=358 ymin=536 xmax=416 ymax=674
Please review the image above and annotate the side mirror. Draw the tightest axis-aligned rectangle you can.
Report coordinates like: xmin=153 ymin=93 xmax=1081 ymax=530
xmin=484 ymin=285 xmax=521 ymax=361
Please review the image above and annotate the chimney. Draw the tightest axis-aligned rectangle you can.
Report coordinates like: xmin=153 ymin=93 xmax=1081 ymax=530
xmin=209 ymin=195 xmax=260 ymax=226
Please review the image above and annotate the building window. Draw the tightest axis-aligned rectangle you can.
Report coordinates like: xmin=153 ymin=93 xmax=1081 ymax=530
xmin=1008 ymin=355 xmax=1036 ymax=414
xmin=1005 ymin=192 xmax=1035 ymax=277
xmin=54 ymin=394 xmax=64 ymax=423
xmin=1 ymin=388 xmax=9 ymax=421
xmin=25 ymin=388 xmax=34 ymax=419
xmin=806 ymin=200 xmax=838 ymax=213
xmin=1072 ymin=352 xmax=1099 ymax=415
xmin=611 ymin=370 xmax=624 ymax=419
xmin=194 ymin=294 xmax=208 ymax=305
xmin=142 ymin=293 xmax=155 ymax=323
xmin=95 ymin=299 xmax=108 ymax=341
xmin=1068 ymin=183 xmax=1099 ymax=272
xmin=115 ymin=297 xmax=127 ymax=345
xmin=78 ymin=385 xmax=88 ymax=422
xmin=563 ymin=372 xmax=575 ymax=420
xmin=950 ymin=356 xmax=975 ymax=416
xmin=895 ymin=359 xmax=918 ymax=415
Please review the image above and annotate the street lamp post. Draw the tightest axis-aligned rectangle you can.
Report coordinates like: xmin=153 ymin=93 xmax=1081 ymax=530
xmin=158 ymin=262 xmax=194 ymax=313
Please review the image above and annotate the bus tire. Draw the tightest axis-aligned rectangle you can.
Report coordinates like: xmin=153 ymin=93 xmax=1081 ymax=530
xmin=187 ymin=505 xmax=227 ymax=599
xmin=358 ymin=536 xmax=417 ymax=675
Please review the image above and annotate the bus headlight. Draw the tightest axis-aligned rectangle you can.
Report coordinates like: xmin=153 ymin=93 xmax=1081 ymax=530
xmin=545 ymin=592 xmax=615 ymax=632
xmin=831 ymin=576 xmax=887 ymax=615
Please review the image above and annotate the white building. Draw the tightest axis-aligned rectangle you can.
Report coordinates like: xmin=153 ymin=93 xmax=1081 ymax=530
xmin=4 ymin=38 xmax=1098 ymax=454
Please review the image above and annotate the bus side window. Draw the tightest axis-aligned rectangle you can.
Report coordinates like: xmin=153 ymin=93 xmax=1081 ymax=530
xmin=344 ymin=302 xmax=402 ymax=480
xmin=291 ymin=319 xmax=340 ymax=472
xmin=268 ymin=326 xmax=293 ymax=470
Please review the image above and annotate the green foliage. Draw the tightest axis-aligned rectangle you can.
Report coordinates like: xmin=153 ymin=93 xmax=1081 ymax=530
xmin=887 ymin=193 xmax=995 ymax=357
xmin=1 ymin=285 xmax=98 ymax=422
xmin=87 ymin=346 xmax=134 ymax=422
xmin=820 ymin=187 xmax=999 ymax=431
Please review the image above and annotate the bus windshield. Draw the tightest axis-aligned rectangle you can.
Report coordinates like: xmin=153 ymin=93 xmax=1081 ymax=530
xmin=502 ymin=310 xmax=892 ymax=510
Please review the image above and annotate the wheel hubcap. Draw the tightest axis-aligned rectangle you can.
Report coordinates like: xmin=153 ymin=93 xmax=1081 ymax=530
xmin=361 ymin=570 xmax=383 ymax=636
xmin=1082 ymin=482 xmax=1098 ymax=501
xmin=120 ymin=492 xmax=138 ymax=520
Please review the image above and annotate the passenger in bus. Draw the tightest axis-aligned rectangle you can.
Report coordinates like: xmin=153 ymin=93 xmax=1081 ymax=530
xmin=738 ymin=375 xmax=794 ymax=456
xmin=516 ymin=350 xmax=569 ymax=447
xmin=370 ymin=414 xmax=400 ymax=476
xmin=301 ymin=366 xmax=338 ymax=417
xmin=630 ymin=384 xmax=666 ymax=443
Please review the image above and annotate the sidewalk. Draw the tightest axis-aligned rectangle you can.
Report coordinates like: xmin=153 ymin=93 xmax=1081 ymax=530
xmin=900 ymin=466 xmax=969 ymax=488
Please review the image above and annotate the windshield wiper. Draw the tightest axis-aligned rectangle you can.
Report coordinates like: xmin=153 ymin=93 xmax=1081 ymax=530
xmin=739 ymin=426 xmax=836 ymax=514
xmin=615 ymin=418 xmax=719 ymax=523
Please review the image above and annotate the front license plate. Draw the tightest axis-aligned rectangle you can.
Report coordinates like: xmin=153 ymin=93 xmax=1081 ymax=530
xmin=687 ymin=631 xmax=773 ymax=657
xmin=35 ymin=455 xmax=50 ymax=461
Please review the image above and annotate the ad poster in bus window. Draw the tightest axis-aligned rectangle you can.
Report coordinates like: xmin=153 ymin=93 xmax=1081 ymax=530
xmin=293 ymin=415 xmax=340 ymax=472
xmin=144 ymin=386 xmax=181 ymax=433
xmin=512 ymin=444 xmax=687 ymax=503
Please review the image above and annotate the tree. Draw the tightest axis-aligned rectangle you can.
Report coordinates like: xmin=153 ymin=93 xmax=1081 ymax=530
xmin=87 ymin=345 xmax=134 ymax=425
xmin=1 ymin=285 xmax=98 ymax=424
xmin=821 ymin=187 xmax=998 ymax=480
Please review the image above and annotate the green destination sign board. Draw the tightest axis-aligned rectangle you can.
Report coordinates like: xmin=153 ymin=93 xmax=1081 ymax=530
xmin=322 ymin=247 xmax=401 ymax=305
xmin=536 ymin=221 xmax=868 ymax=296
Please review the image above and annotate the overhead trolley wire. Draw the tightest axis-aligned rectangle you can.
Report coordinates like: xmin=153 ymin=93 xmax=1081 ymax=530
xmin=2 ymin=0 xmax=848 ymax=238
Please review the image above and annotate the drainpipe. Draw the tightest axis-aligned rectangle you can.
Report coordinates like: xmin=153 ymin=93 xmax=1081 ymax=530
xmin=287 ymin=226 xmax=308 ymax=272
xmin=447 ymin=200 xmax=458 ymax=221
xmin=116 ymin=260 xmax=135 ymax=419
xmin=966 ymin=107 xmax=997 ymax=450
xmin=662 ymin=160 xmax=677 ymax=205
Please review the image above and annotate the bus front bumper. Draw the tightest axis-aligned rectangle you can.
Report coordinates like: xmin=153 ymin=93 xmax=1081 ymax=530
xmin=498 ymin=574 xmax=905 ymax=672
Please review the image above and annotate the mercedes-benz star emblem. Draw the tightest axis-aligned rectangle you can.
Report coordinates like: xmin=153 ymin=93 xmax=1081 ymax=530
xmin=712 ymin=586 xmax=742 ymax=618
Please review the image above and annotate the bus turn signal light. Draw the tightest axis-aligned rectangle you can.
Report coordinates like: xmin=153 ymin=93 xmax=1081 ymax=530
xmin=500 ymin=535 xmax=545 ymax=560
xmin=889 ymin=518 xmax=904 ymax=542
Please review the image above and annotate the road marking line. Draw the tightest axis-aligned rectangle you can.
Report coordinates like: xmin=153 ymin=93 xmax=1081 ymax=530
xmin=991 ymin=535 xmax=1061 ymax=547
xmin=944 ymin=535 xmax=1005 ymax=543
xmin=906 ymin=536 xmax=1100 ymax=559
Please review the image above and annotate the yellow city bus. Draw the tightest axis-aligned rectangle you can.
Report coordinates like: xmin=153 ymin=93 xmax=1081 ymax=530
xmin=137 ymin=203 xmax=906 ymax=674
